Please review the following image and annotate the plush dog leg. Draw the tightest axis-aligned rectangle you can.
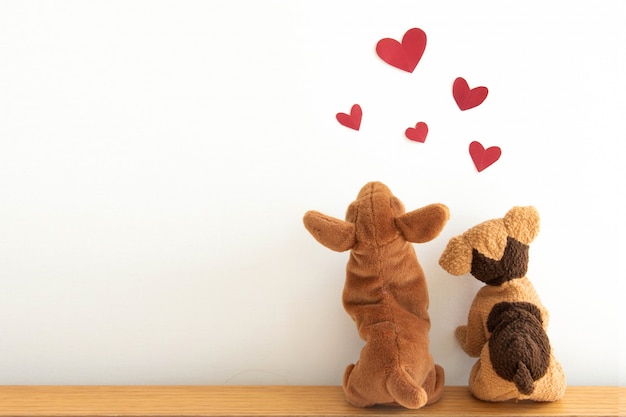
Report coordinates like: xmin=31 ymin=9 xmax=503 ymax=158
xmin=528 ymin=360 xmax=567 ymax=402
xmin=468 ymin=348 xmax=519 ymax=401
xmin=342 ymin=364 xmax=375 ymax=408
xmin=424 ymin=364 xmax=445 ymax=405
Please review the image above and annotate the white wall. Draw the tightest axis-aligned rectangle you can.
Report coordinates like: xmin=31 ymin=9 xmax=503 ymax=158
xmin=0 ymin=1 xmax=624 ymax=386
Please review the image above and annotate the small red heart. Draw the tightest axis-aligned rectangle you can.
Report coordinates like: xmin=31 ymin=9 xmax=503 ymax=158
xmin=453 ymin=77 xmax=488 ymax=110
xmin=336 ymin=104 xmax=362 ymax=130
xmin=405 ymin=122 xmax=428 ymax=143
xmin=469 ymin=141 xmax=501 ymax=172
xmin=376 ymin=28 xmax=427 ymax=73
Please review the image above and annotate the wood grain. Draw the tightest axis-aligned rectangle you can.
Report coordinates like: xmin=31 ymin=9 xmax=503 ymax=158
xmin=0 ymin=385 xmax=622 ymax=417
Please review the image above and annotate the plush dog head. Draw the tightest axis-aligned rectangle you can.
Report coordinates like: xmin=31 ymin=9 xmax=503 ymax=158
xmin=438 ymin=206 xmax=540 ymax=285
xmin=303 ymin=181 xmax=449 ymax=252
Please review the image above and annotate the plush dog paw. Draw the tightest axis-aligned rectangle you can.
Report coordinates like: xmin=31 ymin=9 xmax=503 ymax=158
xmin=455 ymin=325 xmax=468 ymax=344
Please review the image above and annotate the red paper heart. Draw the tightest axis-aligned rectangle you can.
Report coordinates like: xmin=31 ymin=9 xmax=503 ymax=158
xmin=469 ymin=141 xmax=501 ymax=172
xmin=336 ymin=104 xmax=362 ymax=130
xmin=405 ymin=122 xmax=428 ymax=142
xmin=453 ymin=77 xmax=488 ymax=110
xmin=376 ymin=28 xmax=426 ymax=73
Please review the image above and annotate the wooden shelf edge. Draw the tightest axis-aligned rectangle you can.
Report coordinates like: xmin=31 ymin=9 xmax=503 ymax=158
xmin=0 ymin=385 xmax=623 ymax=417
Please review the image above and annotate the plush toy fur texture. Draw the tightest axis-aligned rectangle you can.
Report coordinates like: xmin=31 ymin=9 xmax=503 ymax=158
xmin=303 ymin=182 xmax=448 ymax=409
xmin=438 ymin=206 xmax=566 ymax=402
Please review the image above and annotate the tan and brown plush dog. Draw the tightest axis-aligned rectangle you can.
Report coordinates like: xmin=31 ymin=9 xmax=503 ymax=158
xmin=438 ymin=206 xmax=566 ymax=402
xmin=303 ymin=181 xmax=448 ymax=409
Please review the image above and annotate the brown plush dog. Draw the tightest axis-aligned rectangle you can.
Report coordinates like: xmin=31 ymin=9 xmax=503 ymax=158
xmin=303 ymin=182 xmax=448 ymax=409
xmin=438 ymin=206 xmax=566 ymax=402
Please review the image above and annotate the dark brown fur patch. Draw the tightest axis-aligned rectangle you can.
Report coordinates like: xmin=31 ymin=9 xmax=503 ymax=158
xmin=487 ymin=302 xmax=551 ymax=395
xmin=470 ymin=237 xmax=529 ymax=286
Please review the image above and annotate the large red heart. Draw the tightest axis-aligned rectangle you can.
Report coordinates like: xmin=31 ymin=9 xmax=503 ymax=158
xmin=453 ymin=77 xmax=488 ymax=110
xmin=405 ymin=122 xmax=428 ymax=143
xmin=336 ymin=104 xmax=362 ymax=130
xmin=469 ymin=141 xmax=501 ymax=172
xmin=376 ymin=28 xmax=427 ymax=73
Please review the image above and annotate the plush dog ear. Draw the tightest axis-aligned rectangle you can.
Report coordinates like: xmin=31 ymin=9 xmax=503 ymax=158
xmin=439 ymin=235 xmax=473 ymax=276
xmin=303 ymin=210 xmax=356 ymax=252
xmin=395 ymin=203 xmax=450 ymax=243
xmin=503 ymin=206 xmax=540 ymax=245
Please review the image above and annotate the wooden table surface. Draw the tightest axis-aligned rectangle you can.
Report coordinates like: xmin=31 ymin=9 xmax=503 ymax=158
xmin=0 ymin=385 xmax=622 ymax=417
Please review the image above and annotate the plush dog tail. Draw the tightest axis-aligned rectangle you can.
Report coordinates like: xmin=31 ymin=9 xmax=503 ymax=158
xmin=385 ymin=368 xmax=429 ymax=409
xmin=487 ymin=302 xmax=551 ymax=396
xmin=513 ymin=361 xmax=535 ymax=395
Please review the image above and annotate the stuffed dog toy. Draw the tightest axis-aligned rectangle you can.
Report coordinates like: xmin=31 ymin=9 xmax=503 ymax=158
xmin=303 ymin=181 xmax=448 ymax=409
xmin=438 ymin=206 xmax=566 ymax=402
